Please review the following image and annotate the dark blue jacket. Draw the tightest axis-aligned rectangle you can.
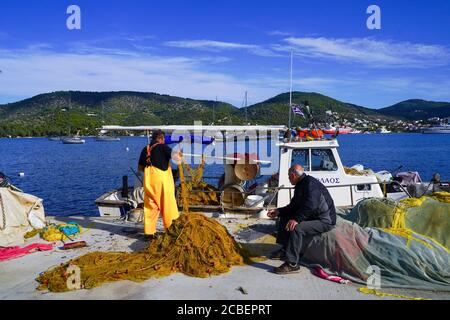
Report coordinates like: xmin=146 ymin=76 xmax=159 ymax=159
xmin=278 ymin=174 xmax=336 ymax=225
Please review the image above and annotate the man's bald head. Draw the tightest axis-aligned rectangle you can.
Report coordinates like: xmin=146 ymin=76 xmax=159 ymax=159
xmin=288 ymin=164 xmax=305 ymax=185
xmin=289 ymin=164 xmax=304 ymax=177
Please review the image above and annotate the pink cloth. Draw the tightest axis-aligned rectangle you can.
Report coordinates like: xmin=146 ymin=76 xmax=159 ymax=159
xmin=312 ymin=266 xmax=350 ymax=284
xmin=0 ymin=243 xmax=54 ymax=261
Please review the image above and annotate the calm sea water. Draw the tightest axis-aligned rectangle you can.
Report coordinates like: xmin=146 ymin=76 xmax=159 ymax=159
xmin=0 ymin=134 xmax=448 ymax=216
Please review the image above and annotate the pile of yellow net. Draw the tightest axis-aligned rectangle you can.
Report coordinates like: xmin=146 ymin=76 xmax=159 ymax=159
xmin=343 ymin=166 xmax=374 ymax=176
xmin=36 ymin=213 xmax=249 ymax=292
xmin=25 ymin=223 xmax=83 ymax=241
xmin=39 ymin=223 xmax=83 ymax=242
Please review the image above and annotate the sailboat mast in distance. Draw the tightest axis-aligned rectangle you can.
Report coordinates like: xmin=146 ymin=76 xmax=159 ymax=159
xmin=289 ymin=50 xmax=293 ymax=129
xmin=213 ymin=95 xmax=217 ymax=124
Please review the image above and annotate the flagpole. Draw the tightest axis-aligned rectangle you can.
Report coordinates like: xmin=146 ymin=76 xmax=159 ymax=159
xmin=288 ymin=50 xmax=293 ymax=129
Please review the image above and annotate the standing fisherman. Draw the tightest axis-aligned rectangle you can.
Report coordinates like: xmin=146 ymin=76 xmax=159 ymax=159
xmin=138 ymin=130 xmax=182 ymax=239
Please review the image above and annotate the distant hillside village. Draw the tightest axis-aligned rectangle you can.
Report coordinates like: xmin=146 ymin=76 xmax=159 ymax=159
xmin=0 ymin=91 xmax=449 ymax=137
xmin=316 ymin=110 xmax=450 ymax=134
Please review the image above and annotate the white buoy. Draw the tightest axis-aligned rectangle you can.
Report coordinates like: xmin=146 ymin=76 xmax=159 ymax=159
xmin=19 ymin=172 xmax=25 ymax=177
xmin=126 ymin=147 xmax=130 ymax=152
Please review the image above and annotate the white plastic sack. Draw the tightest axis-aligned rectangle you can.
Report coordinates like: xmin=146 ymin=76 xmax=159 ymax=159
xmin=0 ymin=188 xmax=46 ymax=247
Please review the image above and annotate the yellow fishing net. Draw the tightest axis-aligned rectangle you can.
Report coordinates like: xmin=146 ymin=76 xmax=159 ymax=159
xmin=177 ymin=157 xmax=219 ymax=213
xmin=344 ymin=166 xmax=374 ymax=176
xmin=358 ymin=287 xmax=431 ymax=300
xmin=349 ymin=192 xmax=450 ymax=252
xmin=36 ymin=213 xmax=251 ymax=292
xmin=39 ymin=223 xmax=83 ymax=242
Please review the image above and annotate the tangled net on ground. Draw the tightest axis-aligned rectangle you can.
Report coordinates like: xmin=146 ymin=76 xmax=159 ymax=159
xmin=37 ymin=213 xmax=250 ymax=292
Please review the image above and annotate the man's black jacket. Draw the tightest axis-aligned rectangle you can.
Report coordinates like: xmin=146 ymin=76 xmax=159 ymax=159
xmin=278 ymin=174 xmax=336 ymax=225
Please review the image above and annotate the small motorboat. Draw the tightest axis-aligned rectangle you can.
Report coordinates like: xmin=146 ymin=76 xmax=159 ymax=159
xmin=48 ymin=136 xmax=61 ymax=141
xmin=376 ymin=127 xmax=391 ymax=134
xmin=95 ymin=135 xmax=121 ymax=142
xmin=61 ymin=137 xmax=86 ymax=144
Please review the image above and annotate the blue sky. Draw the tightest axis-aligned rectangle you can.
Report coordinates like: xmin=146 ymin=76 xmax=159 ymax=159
xmin=0 ymin=0 xmax=449 ymax=108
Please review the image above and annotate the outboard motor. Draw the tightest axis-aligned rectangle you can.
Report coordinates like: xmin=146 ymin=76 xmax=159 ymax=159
xmin=432 ymin=173 xmax=441 ymax=184
xmin=407 ymin=172 xmax=444 ymax=197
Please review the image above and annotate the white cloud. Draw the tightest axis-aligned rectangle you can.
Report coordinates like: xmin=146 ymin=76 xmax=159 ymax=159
xmin=164 ymin=39 xmax=283 ymax=58
xmin=267 ymin=30 xmax=293 ymax=37
xmin=279 ymin=37 xmax=450 ymax=68
xmin=0 ymin=45 xmax=449 ymax=108
xmin=0 ymin=46 xmax=284 ymax=106
xmin=165 ymin=39 xmax=256 ymax=50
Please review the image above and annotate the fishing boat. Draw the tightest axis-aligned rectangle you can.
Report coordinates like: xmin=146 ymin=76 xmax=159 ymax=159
xmin=422 ymin=123 xmax=450 ymax=134
xmin=92 ymin=124 xmax=449 ymax=218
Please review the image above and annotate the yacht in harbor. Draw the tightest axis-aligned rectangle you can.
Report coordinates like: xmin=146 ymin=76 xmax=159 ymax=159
xmin=95 ymin=135 xmax=121 ymax=142
xmin=61 ymin=136 xmax=86 ymax=144
xmin=422 ymin=123 xmax=450 ymax=134
xmin=376 ymin=127 xmax=391 ymax=134
xmin=61 ymin=130 xmax=86 ymax=144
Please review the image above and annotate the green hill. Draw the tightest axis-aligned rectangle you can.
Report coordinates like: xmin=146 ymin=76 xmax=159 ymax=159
xmin=0 ymin=91 xmax=241 ymax=137
xmin=378 ymin=99 xmax=450 ymax=120
xmin=237 ymin=92 xmax=390 ymax=126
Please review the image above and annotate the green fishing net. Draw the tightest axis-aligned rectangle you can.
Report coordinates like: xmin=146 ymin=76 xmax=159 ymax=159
xmin=348 ymin=194 xmax=450 ymax=251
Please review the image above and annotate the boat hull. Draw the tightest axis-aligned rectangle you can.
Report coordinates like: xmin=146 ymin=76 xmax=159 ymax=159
xmin=61 ymin=138 xmax=85 ymax=144
xmin=95 ymin=136 xmax=121 ymax=142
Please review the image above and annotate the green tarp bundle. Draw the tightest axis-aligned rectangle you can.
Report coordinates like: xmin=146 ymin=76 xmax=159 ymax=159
xmin=299 ymin=196 xmax=450 ymax=291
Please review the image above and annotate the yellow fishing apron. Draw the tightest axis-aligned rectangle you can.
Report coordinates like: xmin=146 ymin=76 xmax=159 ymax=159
xmin=143 ymin=164 xmax=179 ymax=235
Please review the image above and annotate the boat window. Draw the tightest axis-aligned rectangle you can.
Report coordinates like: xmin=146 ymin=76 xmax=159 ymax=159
xmin=291 ymin=149 xmax=310 ymax=171
xmin=311 ymin=149 xmax=338 ymax=171
xmin=357 ymin=184 xmax=372 ymax=191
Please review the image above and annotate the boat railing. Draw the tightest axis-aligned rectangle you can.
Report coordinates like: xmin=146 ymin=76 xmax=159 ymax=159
xmin=178 ymin=180 xmax=411 ymax=211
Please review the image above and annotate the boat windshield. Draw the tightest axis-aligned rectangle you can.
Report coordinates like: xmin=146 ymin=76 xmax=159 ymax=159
xmin=291 ymin=148 xmax=338 ymax=172
xmin=292 ymin=149 xmax=310 ymax=171
xmin=311 ymin=149 xmax=338 ymax=171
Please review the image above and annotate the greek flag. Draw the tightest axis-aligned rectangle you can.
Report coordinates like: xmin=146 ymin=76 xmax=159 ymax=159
xmin=291 ymin=104 xmax=305 ymax=118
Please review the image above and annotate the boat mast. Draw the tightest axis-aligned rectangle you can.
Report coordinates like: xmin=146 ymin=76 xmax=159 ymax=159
xmin=288 ymin=50 xmax=293 ymax=129
xmin=213 ymin=95 xmax=217 ymax=124
xmin=68 ymin=92 xmax=72 ymax=136
xmin=245 ymin=91 xmax=248 ymax=124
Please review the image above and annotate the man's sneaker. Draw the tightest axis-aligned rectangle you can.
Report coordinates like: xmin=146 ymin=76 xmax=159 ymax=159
xmin=269 ymin=249 xmax=286 ymax=260
xmin=274 ymin=262 xmax=301 ymax=275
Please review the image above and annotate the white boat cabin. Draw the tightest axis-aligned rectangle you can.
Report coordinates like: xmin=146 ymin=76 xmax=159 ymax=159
xmin=276 ymin=139 xmax=383 ymax=208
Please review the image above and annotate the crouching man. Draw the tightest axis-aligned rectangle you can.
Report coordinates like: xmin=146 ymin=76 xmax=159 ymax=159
xmin=268 ymin=164 xmax=336 ymax=274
